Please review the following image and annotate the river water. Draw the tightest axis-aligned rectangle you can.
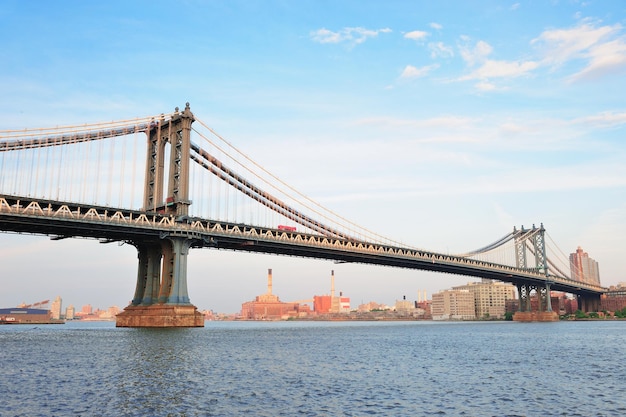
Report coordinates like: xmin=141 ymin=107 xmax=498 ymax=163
xmin=1 ymin=320 xmax=625 ymax=417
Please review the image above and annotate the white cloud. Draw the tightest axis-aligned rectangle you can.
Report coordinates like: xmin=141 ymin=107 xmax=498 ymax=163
xmin=573 ymin=111 xmax=626 ymax=128
xmin=404 ymin=30 xmax=429 ymax=41
xmin=460 ymin=59 xmax=539 ymax=80
xmin=474 ymin=81 xmax=498 ymax=91
xmin=569 ymin=38 xmax=626 ymax=82
xmin=459 ymin=40 xmax=493 ymax=66
xmin=532 ymin=22 xmax=626 ymax=81
xmin=429 ymin=42 xmax=454 ymax=58
xmin=510 ymin=3 xmax=520 ymax=11
xmin=430 ymin=22 xmax=443 ymax=30
xmin=400 ymin=64 xmax=439 ymax=78
xmin=310 ymin=27 xmax=392 ymax=45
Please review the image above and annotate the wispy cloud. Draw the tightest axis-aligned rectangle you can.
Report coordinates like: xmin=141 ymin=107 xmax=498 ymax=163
xmin=474 ymin=81 xmax=499 ymax=91
xmin=459 ymin=59 xmax=539 ymax=81
xmin=429 ymin=42 xmax=454 ymax=58
xmin=573 ymin=111 xmax=626 ymax=128
xmin=455 ymin=22 xmax=626 ymax=87
xmin=532 ymin=22 xmax=626 ymax=82
xmin=430 ymin=22 xmax=443 ymax=30
xmin=310 ymin=27 xmax=392 ymax=45
xmin=459 ymin=39 xmax=493 ymax=66
xmin=404 ymin=30 xmax=429 ymax=41
xmin=457 ymin=38 xmax=537 ymax=83
xmin=400 ymin=64 xmax=439 ymax=78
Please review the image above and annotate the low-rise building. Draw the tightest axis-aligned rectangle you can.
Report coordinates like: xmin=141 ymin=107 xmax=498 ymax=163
xmin=453 ymin=279 xmax=516 ymax=319
xmin=601 ymin=283 xmax=626 ymax=312
xmin=431 ymin=289 xmax=475 ymax=320
xmin=240 ymin=269 xmax=312 ymax=320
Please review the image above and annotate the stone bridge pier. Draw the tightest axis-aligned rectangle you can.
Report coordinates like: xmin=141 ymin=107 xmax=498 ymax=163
xmin=116 ymin=234 xmax=204 ymax=327
xmin=116 ymin=104 xmax=203 ymax=327
xmin=513 ymin=282 xmax=559 ymax=322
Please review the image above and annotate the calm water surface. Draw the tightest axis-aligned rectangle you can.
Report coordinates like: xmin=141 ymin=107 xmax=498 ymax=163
xmin=1 ymin=320 xmax=625 ymax=416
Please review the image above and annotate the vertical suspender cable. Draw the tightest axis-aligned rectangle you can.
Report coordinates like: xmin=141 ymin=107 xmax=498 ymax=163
xmin=27 ymin=140 xmax=35 ymax=196
xmin=56 ymin=140 xmax=64 ymax=201
xmin=82 ymin=136 xmax=90 ymax=202
xmin=106 ymin=136 xmax=114 ymax=206
xmin=34 ymin=141 xmax=41 ymax=197
xmin=94 ymin=133 xmax=103 ymax=204
xmin=120 ymin=131 xmax=127 ymax=207
xmin=70 ymin=136 xmax=79 ymax=201
xmin=43 ymin=137 xmax=50 ymax=198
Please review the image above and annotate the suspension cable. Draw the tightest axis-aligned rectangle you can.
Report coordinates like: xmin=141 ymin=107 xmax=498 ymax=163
xmin=193 ymin=118 xmax=417 ymax=246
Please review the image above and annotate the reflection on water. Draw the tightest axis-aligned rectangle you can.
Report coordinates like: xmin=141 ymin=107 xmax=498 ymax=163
xmin=1 ymin=320 xmax=626 ymax=416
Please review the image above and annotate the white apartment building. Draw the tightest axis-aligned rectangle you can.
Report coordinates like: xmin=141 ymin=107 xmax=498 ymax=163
xmin=431 ymin=289 xmax=476 ymax=320
xmin=453 ymin=279 xmax=516 ymax=319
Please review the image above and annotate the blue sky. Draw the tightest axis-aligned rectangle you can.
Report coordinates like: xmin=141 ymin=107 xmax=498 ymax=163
xmin=1 ymin=0 xmax=625 ymax=313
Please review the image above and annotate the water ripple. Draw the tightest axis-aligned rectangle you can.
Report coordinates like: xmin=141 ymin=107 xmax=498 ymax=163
xmin=1 ymin=321 xmax=626 ymax=416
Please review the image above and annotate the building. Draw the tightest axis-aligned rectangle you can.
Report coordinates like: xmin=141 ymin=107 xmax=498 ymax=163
xmin=241 ymin=269 xmax=311 ymax=320
xmin=431 ymin=289 xmax=476 ymax=320
xmin=65 ymin=305 xmax=75 ymax=320
xmin=601 ymin=283 xmax=626 ymax=312
xmin=0 ymin=308 xmax=62 ymax=324
xmin=51 ymin=296 xmax=62 ymax=320
xmin=356 ymin=301 xmax=389 ymax=312
xmin=313 ymin=270 xmax=350 ymax=314
xmin=569 ymin=246 xmax=601 ymax=285
xmin=453 ymin=279 xmax=516 ymax=319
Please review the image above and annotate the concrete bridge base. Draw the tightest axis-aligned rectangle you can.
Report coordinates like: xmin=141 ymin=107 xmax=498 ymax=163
xmin=513 ymin=311 xmax=559 ymax=322
xmin=116 ymin=304 xmax=204 ymax=327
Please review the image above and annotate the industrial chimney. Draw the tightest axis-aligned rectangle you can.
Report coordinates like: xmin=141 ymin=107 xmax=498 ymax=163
xmin=267 ymin=268 xmax=273 ymax=295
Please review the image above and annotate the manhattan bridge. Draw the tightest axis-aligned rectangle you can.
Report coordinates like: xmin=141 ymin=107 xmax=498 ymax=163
xmin=0 ymin=104 xmax=606 ymax=326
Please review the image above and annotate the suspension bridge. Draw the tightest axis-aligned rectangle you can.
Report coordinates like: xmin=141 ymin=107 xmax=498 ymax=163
xmin=0 ymin=104 xmax=606 ymax=326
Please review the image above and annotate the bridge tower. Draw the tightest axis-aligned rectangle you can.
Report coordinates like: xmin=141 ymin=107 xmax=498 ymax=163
xmin=116 ymin=103 xmax=204 ymax=327
xmin=513 ymin=224 xmax=558 ymax=322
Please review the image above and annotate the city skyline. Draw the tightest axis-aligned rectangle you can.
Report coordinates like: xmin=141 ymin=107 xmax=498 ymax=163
xmin=1 ymin=1 xmax=625 ymax=313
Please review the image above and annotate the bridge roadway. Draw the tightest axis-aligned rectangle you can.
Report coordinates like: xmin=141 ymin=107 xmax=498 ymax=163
xmin=0 ymin=194 xmax=605 ymax=297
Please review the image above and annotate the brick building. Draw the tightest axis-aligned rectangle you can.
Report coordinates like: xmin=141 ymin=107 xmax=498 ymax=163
xmin=240 ymin=269 xmax=312 ymax=320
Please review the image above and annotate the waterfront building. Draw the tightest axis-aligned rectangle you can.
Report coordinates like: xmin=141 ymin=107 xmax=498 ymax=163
xmin=314 ymin=295 xmax=332 ymax=313
xmin=0 ymin=307 xmax=61 ymax=324
xmin=314 ymin=294 xmax=350 ymax=314
xmin=416 ymin=300 xmax=432 ymax=319
xmin=394 ymin=298 xmax=413 ymax=313
xmin=65 ymin=305 xmax=75 ymax=320
xmin=51 ymin=296 xmax=62 ymax=320
xmin=453 ymin=279 xmax=516 ymax=319
xmin=601 ymin=283 xmax=626 ymax=312
xmin=569 ymin=246 xmax=601 ymax=285
xmin=431 ymin=289 xmax=476 ymax=320
xmin=356 ymin=301 xmax=389 ymax=312
xmin=394 ymin=298 xmax=426 ymax=318
xmin=240 ymin=269 xmax=312 ymax=320
xmin=313 ymin=270 xmax=350 ymax=314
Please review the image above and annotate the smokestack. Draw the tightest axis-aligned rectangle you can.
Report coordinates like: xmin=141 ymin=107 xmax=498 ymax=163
xmin=267 ymin=268 xmax=273 ymax=295
xmin=331 ymin=270 xmax=335 ymax=298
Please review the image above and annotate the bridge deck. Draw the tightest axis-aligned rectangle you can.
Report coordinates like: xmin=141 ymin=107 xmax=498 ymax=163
xmin=0 ymin=194 xmax=606 ymax=296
